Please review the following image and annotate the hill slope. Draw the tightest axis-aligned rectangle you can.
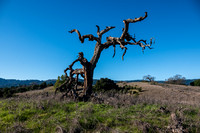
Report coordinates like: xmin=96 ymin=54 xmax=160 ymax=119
xmin=118 ymin=82 xmax=200 ymax=106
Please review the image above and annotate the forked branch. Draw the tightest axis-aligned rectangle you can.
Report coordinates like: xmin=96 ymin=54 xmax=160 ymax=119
xmin=102 ymin=12 xmax=153 ymax=60
xmin=121 ymin=12 xmax=148 ymax=40
xmin=69 ymin=29 xmax=100 ymax=43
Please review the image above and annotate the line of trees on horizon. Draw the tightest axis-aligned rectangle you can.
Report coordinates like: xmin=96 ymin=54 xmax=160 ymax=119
xmin=0 ymin=82 xmax=53 ymax=98
xmin=143 ymin=74 xmax=200 ymax=86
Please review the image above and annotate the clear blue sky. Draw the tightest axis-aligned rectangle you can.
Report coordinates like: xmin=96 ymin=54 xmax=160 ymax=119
xmin=0 ymin=0 xmax=200 ymax=80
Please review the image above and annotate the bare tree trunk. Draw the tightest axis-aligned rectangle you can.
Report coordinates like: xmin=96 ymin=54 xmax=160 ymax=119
xmin=84 ymin=44 xmax=103 ymax=97
xmin=90 ymin=43 xmax=104 ymax=69
xmin=83 ymin=65 xmax=93 ymax=96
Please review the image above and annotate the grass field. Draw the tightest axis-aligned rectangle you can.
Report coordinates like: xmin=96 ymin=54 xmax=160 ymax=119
xmin=0 ymin=83 xmax=200 ymax=132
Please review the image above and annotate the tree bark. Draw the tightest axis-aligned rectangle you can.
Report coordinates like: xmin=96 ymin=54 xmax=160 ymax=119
xmin=83 ymin=64 xmax=93 ymax=96
xmin=84 ymin=43 xmax=104 ymax=97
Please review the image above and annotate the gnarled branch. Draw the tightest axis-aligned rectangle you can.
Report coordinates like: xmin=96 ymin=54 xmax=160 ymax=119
xmin=126 ymin=38 xmax=154 ymax=52
xmin=104 ymin=36 xmax=153 ymax=60
xmin=120 ymin=12 xmax=148 ymax=40
xmin=99 ymin=26 xmax=115 ymax=36
xmin=55 ymin=52 xmax=89 ymax=98
xmin=122 ymin=47 xmax=127 ymax=60
xmin=102 ymin=12 xmax=153 ymax=60
xmin=69 ymin=29 xmax=100 ymax=43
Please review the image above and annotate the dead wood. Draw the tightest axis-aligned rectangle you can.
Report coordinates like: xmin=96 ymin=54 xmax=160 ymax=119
xmin=56 ymin=12 xmax=154 ymax=100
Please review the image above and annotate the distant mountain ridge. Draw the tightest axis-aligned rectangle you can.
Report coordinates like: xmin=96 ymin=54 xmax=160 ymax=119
xmin=0 ymin=77 xmax=196 ymax=88
xmin=0 ymin=78 xmax=56 ymax=88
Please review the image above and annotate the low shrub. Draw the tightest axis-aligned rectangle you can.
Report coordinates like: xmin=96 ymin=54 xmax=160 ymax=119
xmin=94 ymin=78 xmax=142 ymax=94
xmin=190 ymin=79 xmax=200 ymax=86
xmin=94 ymin=78 xmax=119 ymax=92
xmin=193 ymin=79 xmax=200 ymax=86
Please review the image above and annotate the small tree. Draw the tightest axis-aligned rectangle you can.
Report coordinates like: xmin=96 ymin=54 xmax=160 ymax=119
xmin=166 ymin=74 xmax=186 ymax=85
xmin=56 ymin=12 xmax=154 ymax=99
xmin=143 ymin=75 xmax=155 ymax=82
xmin=54 ymin=75 xmax=67 ymax=89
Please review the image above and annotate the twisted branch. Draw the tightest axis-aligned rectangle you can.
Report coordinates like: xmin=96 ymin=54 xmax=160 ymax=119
xmin=69 ymin=12 xmax=153 ymax=61
xmin=121 ymin=12 xmax=148 ymax=40
xmin=102 ymin=12 xmax=153 ymax=60
xmin=55 ymin=53 xmax=89 ymax=98
xmin=100 ymin=26 xmax=115 ymax=36
xmin=69 ymin=29 xmax=100 ymax=43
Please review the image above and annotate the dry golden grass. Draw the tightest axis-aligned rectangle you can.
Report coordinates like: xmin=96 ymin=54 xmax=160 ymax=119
xmin=118 ymin=82 xmax=200 ymax=107
xmin=16 ymin=86 xmax=54 ymax=96
xmin=13 ymin=82 xmax=200 ymax=108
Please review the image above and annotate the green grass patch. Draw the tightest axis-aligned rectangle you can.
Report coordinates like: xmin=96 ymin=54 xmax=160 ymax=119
xmin=0 ymin=98 xmax=199 ymax=132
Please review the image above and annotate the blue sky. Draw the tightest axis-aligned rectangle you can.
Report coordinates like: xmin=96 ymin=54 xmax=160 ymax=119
xmin=0 ymin=0 xmax=200 ymax=80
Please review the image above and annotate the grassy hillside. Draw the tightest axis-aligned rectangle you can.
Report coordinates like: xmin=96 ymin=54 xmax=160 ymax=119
xmin=0 ymin=83 xmax=200 ymax=132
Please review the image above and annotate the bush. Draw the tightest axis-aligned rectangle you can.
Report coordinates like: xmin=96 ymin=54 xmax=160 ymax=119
xmin=94 ymin=78 xmax=142 ymax=94
xmin=190 ymin=79 xmax=200 ymax=86
xmin=94 ymin=78 xmax=119 ymax=92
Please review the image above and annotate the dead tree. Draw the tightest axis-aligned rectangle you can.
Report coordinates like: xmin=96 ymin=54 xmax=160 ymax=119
xmin=143 ymin=75 xmax=155 ymax=82
xmin=56 ymin=12 xmax=154 ymax=99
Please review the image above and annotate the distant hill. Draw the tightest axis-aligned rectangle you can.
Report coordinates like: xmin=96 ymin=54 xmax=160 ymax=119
xmin=113 ymin=79 xmax=195 ymax=85
xmin=0 ymin=77 xmax=196 ymax=88
xmin=0 ymin=78 xmax=56 ymax=88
